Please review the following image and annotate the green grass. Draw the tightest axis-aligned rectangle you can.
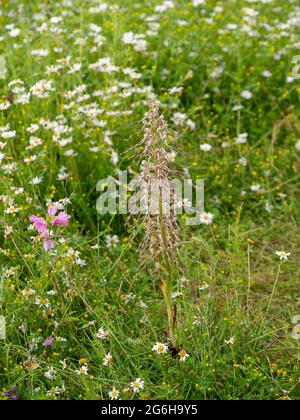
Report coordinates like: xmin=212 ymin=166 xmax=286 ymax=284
xmin=0 ymin=0 xmax=300 ymax=400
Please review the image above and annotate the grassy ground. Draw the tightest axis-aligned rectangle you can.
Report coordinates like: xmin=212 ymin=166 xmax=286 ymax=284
xmin=0 ymin=0 xmax=300 ymax=400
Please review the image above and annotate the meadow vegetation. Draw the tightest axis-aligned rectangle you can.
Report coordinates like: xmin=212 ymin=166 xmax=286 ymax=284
xmin=0 ymin=0 xmax=300 ymax=400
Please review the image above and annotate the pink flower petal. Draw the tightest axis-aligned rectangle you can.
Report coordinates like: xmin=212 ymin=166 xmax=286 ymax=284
xmin=52 ymin=212 xmax=70 ymax=227
xmin=48 ymin=206 xmax=57 ymax=217
xmin=29 ymin=215 xmax=48 ymax=234
xmin=44 ymin=237 xmax=55 ymax=251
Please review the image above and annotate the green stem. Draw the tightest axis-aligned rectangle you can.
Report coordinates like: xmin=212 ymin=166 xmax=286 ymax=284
xmin=258 ymin=263 xmax=281 ymax=336
xmin=158 ymin=211 xmax=177 ymax=347
xmin=159 ymin=276 xmax=176 ymax=347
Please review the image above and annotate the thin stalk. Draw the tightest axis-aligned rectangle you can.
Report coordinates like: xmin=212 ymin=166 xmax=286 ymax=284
xmin=159 ymin=199 xmax=176 ymax=347
xmin=258 ymin=263 xmax=281 ymax=336
xmin=247 ymin=243 xmax=251 ymax=318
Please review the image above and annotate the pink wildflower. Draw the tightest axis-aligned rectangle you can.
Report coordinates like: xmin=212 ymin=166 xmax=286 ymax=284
xmin=29 ymin=205 xmax=70 ymax=251
xmin=44 ymin=236 xmax=55 ymax=251
xmin=43 ymin=336 xmax=55 ymax=347
xmin=52 ymin=212 xmax=70 ymax=227
xmin=48 ymin=206 xmax=57 ymax=217
xmin=29 ymin=215 xmax=48 ymax=233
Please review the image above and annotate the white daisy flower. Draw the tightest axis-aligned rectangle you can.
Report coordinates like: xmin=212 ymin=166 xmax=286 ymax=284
xmin=96 ymin=327 xmax=110 ymax=340
xmin=152 ymin=342 xmax=168 ymax=354
xmin=108 ymin=387 xmax=120 ymax=400
xmin=103 ymin=353 xmax=113 ymax=366
xmin=275 ymin=251 xmax=291 ymax=262
xmin=178 ymin=349 xmax=190 ymax=362
xmin=236 ymin=132 xmax=248 ymax=144
xmin=241 ymin=90 xmax=252 ymax=100
xmin=130 ymin=378 xmax=144 ymax=394
xmin=199 ymin=212 xmax=214 ymax=225
xmin=76 ymin=364 xmax=89 ymax=376
xmin=200 ymin=143 xmax=212 ymax=152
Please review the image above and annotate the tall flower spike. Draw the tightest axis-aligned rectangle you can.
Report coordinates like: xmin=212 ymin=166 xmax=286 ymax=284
xmin=131 ymin=100 xmax=181 ymax=347
xmin=137 ymin=100 xmax=181 ymax=265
